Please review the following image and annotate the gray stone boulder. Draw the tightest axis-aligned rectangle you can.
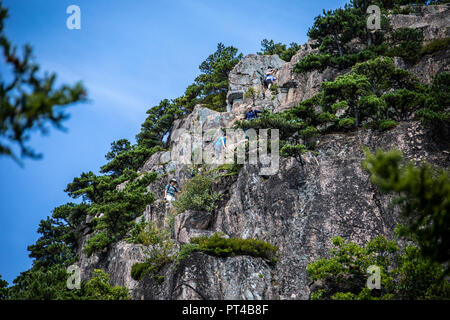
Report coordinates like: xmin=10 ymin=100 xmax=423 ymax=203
xmin=175 ymin=210 xmax=213 ymax=243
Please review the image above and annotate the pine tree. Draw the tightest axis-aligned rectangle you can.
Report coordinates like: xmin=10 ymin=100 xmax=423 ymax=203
xmin=258 ymin=39 xmax=301 ymax=62
xmin=0 ymin=2 xmax=86 ymax=162
xmin=363 ymin=149 xmax=450 ymax=268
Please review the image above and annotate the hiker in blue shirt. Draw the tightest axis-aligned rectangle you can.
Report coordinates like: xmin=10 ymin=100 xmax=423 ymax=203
xmin=264 ymin=69 xmax=276 ymax=89
xmin=245 ymin=106 xmax=261 ymax=121
xmin=164 ymin=178 xmax=179 ymax=202
xmin=244 ymin=106 xmax=261 ymax=139
xmin=214 ymin=131 xmax=227 ymax=160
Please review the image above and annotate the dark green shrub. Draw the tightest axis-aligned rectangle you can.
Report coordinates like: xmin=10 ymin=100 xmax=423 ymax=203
xmin=307 ymin=236 xmax=450 ymax=300
xmin=83 ymin=269 xmax=130 ymax=300
xmin=127 ymin=218 xmax=171 ymax=246
xmin=377 ymin=119 xmax=398 ymax=130
xmin=280 ymin=144 xmax=307 ymax=161
xmin=174 ymin=243 xmax=200 ymax=271
xmin=190 ymin=233 xmax=278 ymax=264
xmin=131 ymin=243 xmax=174 ymax=283
xmin=420 ymin=38 xmax=450 ymax=57
xmin=338 ymin=117 xmax=356 ymax=129
xmin=84 ymin=231 xmax=112 ymax=257
xmin=294 ymin=53 xmax=332 ymax=73
xmin=174 ymin=174 xmax=222 ymax=214
xmin=131 ymin=262 xmax=153 ymax=281
xmin=387 ymin=28 xmax=424 ymax=64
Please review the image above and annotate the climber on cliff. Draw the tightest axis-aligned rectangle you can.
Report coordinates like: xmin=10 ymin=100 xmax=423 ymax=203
xmin=244 ymin=106 xmax=262 ymax=139
xmin=245 ymin=106 xmax=261 ymax=121
xmin=214 ymin=131 xmax=227 ymax=161
xmin=164 ymin=178 xmax=179 ymax=202
xmin=264 ymin=69 xmax=276 ymax=89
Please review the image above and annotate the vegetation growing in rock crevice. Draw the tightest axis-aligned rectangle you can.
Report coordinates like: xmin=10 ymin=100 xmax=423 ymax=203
xmin=128 ymin=215 xmax=176 ymax=284
xmin=130 ymin=233 xmax=175 ymax=284
xmin=188 ymin=233 xmax=278 ymax=265
xmin=174 ymin=173 xmax=223 ymax=214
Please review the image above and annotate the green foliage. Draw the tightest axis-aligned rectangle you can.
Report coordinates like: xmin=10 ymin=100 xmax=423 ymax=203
xmin=84 ymin=231 xmax=111 ymax=257
xmin=131 ymin=262 xmax=151 ymax=281
xmin=321 ymin=57 xmax=424 ymax=126
xmin=83 ymin=269 xmax=130 ymax=300
xmin=239 ymin=57 xmax=444 ymax=157
xmin=67 ymin=168 xmax=158 ymax=257
xmin=0 ymin=274 xmax=9 ymax=300
xmin=195 ymin=43 xmax=243 ymax=111
xmin=269 ymin=83 xmax=280 ymax=95
xmin=258 ymin=39 xmax=301 ymax=62
xmin=294 ymin=45 xmax=390 ymax=73
xmin=136 ymin=99 xmax=185 ymax=149
xmin=338 ymin=117 xmax=356 ymax=129
xmin=175 ymin=243 xmax=200 ymax=271
xmin=0 ymin=2 xmax=87 ymax=161
xmin=363 ymin=149 xmax=450 ymax=267
xmin=388 ymin=28 xmax=424 ymax=64
xmin=308 ymin=6 xmax=365 ymax=57
xmin=420 ymin=37 xmax=450 ymax=56
xmin=174 ymin=173 xmax=222 ymax=214
xmin=27 ymin=202 xmax=89 ymax=269
xmin=416 ymin=72 xmax=450 ymax=135
xmin=244 ymin=87 xmax=260 ymax=106
xmin=294 ymin=53 xmax=333 ymax=73
xmin=127 ymin=218 xmax=171 ymax=246
xmin=280 ymin=143 xmax=307 ymax=162
xmin=211 ymin=161 xmax=243 ymax=177
xmin=101 ymin=139 xmax=164 ymax=177
xmin=84 ymin=171 xmax=157 ymax=255
xmin=307 ymin=236 xmax=450 ymax=300
xmin=9 ymin=264 xmax=81 ymax=300
xmin=129 ymin=215 xmax=175 ymax=284
xmin=295 ymin=2 xmax=426 ymax=73
xmin=377 ymin=119 xmax=398 ymax=130
xmin=190 ymin=233 xmax=278 ymax=264
xmin=235 ymin=111 xmax=304 ymax=141
xmin=130 ymin=239 xmax=175 ymax=283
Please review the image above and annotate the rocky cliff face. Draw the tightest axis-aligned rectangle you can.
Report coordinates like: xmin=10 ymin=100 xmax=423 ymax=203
xmin=77 ymin=5 xmax=450 ymax=300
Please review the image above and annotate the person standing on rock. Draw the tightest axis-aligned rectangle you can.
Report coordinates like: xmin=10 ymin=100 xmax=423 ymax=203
xmin=164 ymin=179 xmax=179 ymax=202
xmin=214 ymin=131 xmax=227 ymax=162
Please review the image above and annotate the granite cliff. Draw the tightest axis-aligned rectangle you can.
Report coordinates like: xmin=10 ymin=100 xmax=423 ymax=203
xmin=77 ymin=5 xmax=450 ymax=300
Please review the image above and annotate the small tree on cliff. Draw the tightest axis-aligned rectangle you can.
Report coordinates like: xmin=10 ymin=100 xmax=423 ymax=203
xmin=194 ymin=43 xmax=243 ymax=111
xmin=363 ymin=149 xmax=450 ymax=268
xmin=258 ymin=39 xmax=301 ymax=62
xmin=321 ymin=57 xmax=425 ymax=127
xmin=308 ymin=7 xmax=362 ymax=57
xmin=307 ymin=236 xmax=450 ymax=300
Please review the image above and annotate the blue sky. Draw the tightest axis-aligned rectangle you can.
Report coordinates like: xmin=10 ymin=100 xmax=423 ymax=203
xmin=0 ymin=0 xmax=347 ymax=284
